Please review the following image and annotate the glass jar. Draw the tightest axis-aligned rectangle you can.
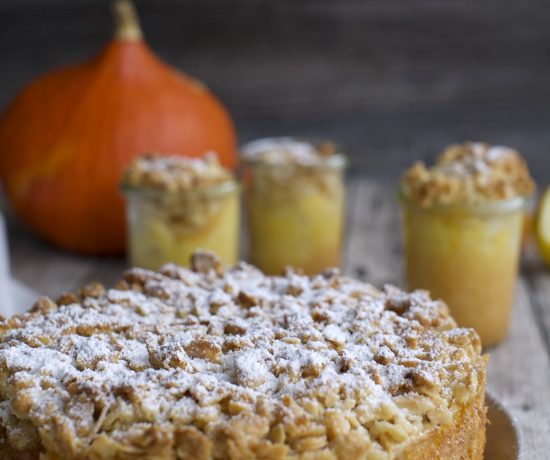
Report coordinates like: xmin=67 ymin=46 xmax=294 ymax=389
xmin=122 ymin=180 xmax=239 ymax=270
xmin=400 ymin=194 xmax=527 ymax=347
xmin=243 ymin=139 xmax=346 ymax=275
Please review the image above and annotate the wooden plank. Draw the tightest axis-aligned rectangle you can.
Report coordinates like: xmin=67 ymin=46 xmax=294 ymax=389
xmin=343 ymin=180 xmax=401 ymax=286
xmin=1 ymin=1 xmax=550 ymax=180
xmin=344 ymin=180 xmax=550 ymax=459
xmin=523 ymin=250 xmax=550 ymax=356
xmin=486 ymin=278 xmax=550 ymax=459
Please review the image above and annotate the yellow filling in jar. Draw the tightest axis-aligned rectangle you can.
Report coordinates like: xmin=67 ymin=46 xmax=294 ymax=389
xmin=242 ymin=138 xmax=346 ymax=275
xmin=401 ymin=198 xmax=524 ymax=346
xmin=246 ymin=168 xmax=344 ymax=274
xmin=121 ymin=153 xmax=239 ymax=270
xmin=400 ymin=142 xmax=535 ymax=346
xmin=125 ymin=182 xmax=239 ymax=270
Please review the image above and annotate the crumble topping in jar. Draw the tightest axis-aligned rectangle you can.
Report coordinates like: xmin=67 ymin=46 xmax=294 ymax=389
xmin=122 ymin=152 xmax=233 ymax=192
xmin=242 ymin=137 xmax=340 ymax=167
xmin=0 ymin=252 xmax=486 ymax=459
xmin=121 ymin=154 xmax=239 ymax=270
xmin=401 ymin=142 xmax=535 ymax=207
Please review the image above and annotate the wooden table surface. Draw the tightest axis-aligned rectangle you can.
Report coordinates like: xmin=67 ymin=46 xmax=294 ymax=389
xmin=6 ymin=178 xmax=550 ymax=458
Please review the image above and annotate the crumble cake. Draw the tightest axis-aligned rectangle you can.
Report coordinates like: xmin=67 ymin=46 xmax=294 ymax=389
xmin=0 ymin=253 xmax=486 ymax=459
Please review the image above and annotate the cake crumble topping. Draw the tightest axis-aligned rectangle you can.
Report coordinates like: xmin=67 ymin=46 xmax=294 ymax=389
xmin=0 ymin=253 xmax=485 ymax=459
xmin=401 ymin=142 xmax=535 ymax=207
xmin=241 ymin=137 xmax=342 ymax=167
xmin=122 ymin=152 xmax=233 ymax=193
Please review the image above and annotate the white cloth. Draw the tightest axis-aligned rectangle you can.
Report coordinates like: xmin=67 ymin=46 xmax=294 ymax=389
xmin=0 ymin=212 xmax=11 ymax=314
xmin=0 ymin=212 xmax=37 ymax=316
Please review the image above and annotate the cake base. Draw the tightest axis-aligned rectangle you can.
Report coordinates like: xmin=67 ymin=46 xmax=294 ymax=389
xmin=399 ymin=373 xmax=487 ymax=460
xmin=2 ymin=392 xmax=487 ymax=460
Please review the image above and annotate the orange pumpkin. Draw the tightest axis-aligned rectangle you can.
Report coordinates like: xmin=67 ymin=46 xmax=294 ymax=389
xmin=0 ymin=0 xmax=236 ymax=255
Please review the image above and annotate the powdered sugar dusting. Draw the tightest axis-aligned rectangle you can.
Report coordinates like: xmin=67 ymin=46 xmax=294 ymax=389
xmin=242 ymin=137 xmax=341 ymax=167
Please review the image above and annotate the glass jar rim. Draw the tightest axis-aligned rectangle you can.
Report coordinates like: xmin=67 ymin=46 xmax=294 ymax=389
xmin=240 ymin=137 xmax=347 ymax=171
xmin=120 ymin=179 xmax=238 ymax=199
xmin=398 ymin=188 xmax=531 ymax=214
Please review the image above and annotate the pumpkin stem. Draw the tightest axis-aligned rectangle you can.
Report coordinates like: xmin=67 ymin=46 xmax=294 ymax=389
xmin=113 ymin=0 xmax=143 ymax=41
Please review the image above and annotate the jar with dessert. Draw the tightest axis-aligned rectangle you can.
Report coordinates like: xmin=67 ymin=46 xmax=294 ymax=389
xmin=242 ymin=137 xmax=346 ymax=275
xmin=400 ymin=142 xmax=535 ymax=346
xmin=121 ymin=153 xmax=239 ymax=270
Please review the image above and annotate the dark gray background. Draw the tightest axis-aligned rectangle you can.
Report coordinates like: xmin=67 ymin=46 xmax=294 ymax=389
xmin=1 ymin=0 xmax=549 ymax=182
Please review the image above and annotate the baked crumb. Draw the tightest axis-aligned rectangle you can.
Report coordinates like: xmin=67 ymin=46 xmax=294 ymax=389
xmin=400 ymin=142 xmax=535 ymax=207
xmin=0 ymin=254 xmax=486 ymax=459
xmin=241 ymin=137 xmax=341 ymax=167
xmin=122 ymin=152 xmax=233 ymax=193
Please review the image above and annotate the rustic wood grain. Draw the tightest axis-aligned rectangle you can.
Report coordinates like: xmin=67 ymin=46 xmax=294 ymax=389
xmin=0 ymin=1 xmax=550 ymax=179
xmin=343 ymin=180 xmax=401 ymax=286
xmin=486 ymin=279 xmax=550 ymax=459
xmin=523 ymin=249 xmax=550 ymax=355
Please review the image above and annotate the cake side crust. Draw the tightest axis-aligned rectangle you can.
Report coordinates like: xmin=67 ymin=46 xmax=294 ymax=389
xmin=398 ymin=355 xmax=487 ymax=460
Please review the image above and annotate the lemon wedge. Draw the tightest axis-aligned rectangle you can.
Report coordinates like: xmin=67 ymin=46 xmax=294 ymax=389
xmin=521 ymin=212 xmax=532 ymax=249
xmin=535 ymin=187 xmax=550 ymax=265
